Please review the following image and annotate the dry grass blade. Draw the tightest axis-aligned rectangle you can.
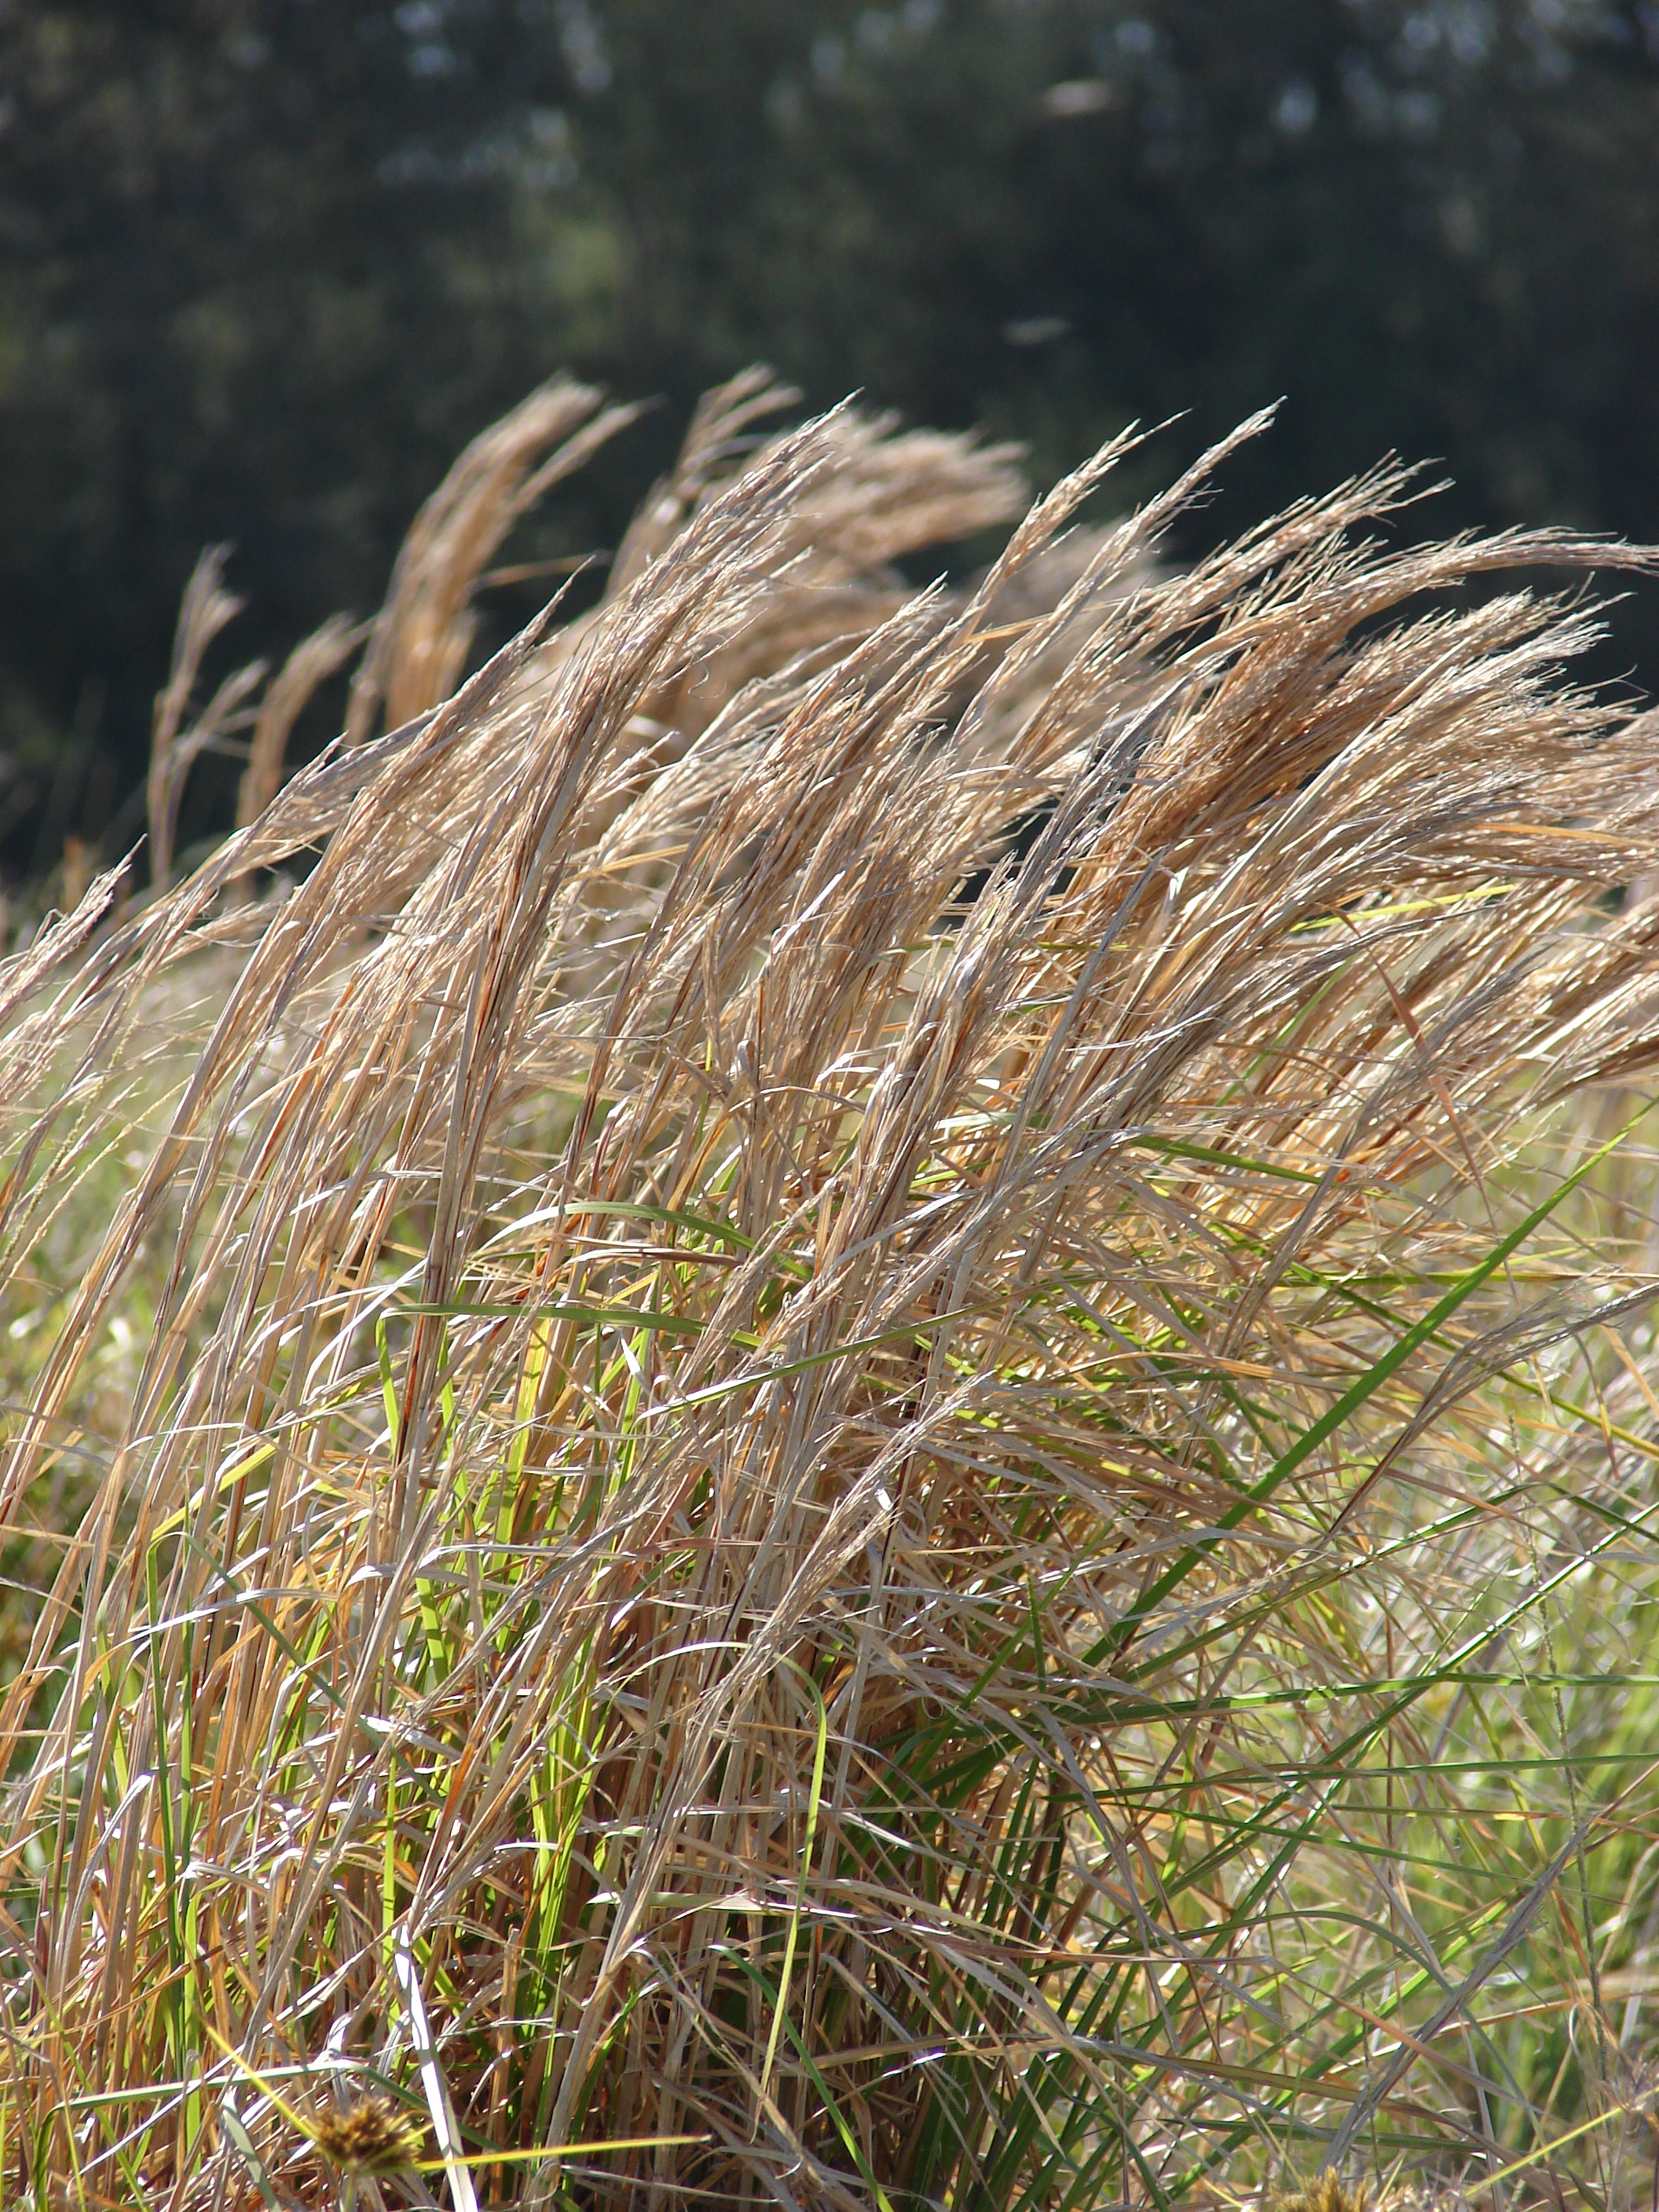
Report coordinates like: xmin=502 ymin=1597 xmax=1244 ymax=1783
xmin=5 ymin=379 xmax=1659 ymax=2211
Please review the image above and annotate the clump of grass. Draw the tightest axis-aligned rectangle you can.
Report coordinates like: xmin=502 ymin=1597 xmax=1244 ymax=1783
xmin=3 ymin=378 xmax=1659 ymax=2210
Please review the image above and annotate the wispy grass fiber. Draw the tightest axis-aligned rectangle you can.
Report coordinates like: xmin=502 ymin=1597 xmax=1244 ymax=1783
xmin=3 ymin=377 xmax=1659 ymax=2210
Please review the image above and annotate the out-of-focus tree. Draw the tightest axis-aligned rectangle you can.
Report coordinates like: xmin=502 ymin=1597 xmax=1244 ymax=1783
xmin=1 ymin=0 xmax=1657 ymax=880
xmin=0 ymin=0 xmax=635 ymax=867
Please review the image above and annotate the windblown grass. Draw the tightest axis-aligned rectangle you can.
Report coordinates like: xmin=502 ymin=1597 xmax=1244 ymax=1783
xmin=4 ymin=376 xmax=1659 ymax=2210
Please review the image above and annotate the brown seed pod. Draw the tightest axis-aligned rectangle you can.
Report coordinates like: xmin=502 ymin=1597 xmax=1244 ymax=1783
xmin=309 ymin=2094 xmax=424 ymax=2177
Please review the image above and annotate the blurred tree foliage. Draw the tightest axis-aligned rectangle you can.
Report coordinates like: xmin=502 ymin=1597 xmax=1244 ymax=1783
xmin=1 ymin=0 xmax=1657 ymax=878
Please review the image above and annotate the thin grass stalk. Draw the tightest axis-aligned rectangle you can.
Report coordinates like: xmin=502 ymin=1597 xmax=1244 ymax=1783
xmin=148 ymin=545 xmax=266 ymax=895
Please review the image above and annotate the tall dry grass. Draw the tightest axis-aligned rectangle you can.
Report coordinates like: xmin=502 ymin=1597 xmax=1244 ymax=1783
xmin=4 ymin=376 xmax=1659 ymax=2210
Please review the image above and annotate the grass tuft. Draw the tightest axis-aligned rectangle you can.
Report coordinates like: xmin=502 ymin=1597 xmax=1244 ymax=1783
xmin=2 ymin=373 xmax=1659 ymax=2209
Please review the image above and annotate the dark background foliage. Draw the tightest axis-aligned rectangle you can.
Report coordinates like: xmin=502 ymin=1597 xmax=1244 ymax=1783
xmin=2 ymin=0 xmax=1657 ymax=881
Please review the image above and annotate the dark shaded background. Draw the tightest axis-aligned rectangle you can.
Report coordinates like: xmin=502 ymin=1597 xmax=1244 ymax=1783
xmin=3 ymin=0 xmax=1657 ymax=884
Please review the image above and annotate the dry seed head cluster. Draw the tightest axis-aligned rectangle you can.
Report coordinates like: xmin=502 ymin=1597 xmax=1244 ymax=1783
xmin=308 ymin=2094 xmax=423 ymax=2177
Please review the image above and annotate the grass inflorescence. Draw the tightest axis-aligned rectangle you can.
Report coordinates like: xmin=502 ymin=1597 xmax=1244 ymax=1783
xmin=1 ymin=374 xmax=1658 ymax=2208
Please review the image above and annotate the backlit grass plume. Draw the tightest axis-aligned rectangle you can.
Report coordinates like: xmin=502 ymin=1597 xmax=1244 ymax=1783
xmin=3 ymin=377 xmax=1659 ymax=2208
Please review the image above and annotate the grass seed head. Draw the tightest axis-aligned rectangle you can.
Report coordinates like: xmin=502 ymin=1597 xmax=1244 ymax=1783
xmin=1275 ymin=2172 xmax=1369 ymax=2212
xmin=308 ymin=2094 xmax=423 ymax=2177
